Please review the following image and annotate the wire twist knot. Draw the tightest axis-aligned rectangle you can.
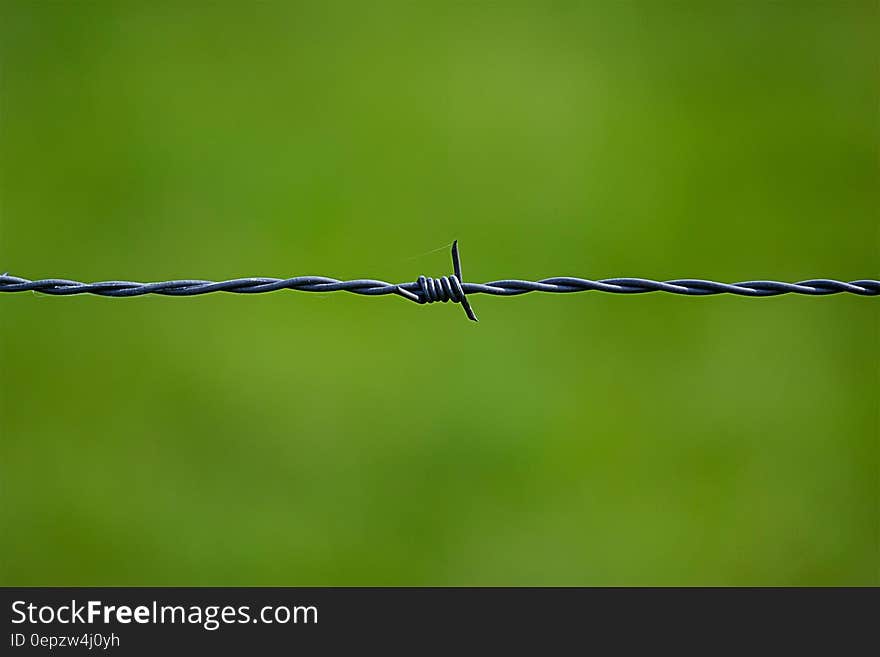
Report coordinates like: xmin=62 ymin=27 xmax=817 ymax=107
xmin=416 ymin=275 xmax=464 ymax=304
xmin=396 ymin=241 xmax=478 ymax=321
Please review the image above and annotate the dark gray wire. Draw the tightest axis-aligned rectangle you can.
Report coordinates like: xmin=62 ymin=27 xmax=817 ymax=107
xmin=2 ymin=241 xmax=877 ymax=322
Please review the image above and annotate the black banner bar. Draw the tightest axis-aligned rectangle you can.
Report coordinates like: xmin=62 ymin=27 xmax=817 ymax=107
xmin=1 ymin=588 xmax=875 ymax=653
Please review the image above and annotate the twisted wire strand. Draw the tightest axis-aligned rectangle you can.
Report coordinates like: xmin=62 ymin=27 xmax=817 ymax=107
xmin=3 ymin=275 xmax=878 ymax=297
xmin=2 ymin=241 xmax=877 ymax=323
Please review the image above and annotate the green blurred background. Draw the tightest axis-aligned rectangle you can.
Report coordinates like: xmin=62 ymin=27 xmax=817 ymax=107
xmin=1 ymin=1 xmax=877 ymax=586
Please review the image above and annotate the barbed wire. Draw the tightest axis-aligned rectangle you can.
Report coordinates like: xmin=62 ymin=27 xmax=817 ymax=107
xmin=1 ymin=241 xmax=877 ymax=322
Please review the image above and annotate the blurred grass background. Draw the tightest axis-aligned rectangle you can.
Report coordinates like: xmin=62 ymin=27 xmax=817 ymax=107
xmin=0 ymin=1 xmax=877 ymax=585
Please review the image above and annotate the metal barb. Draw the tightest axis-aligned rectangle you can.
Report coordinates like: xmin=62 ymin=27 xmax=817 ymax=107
xmin=453 ymin=241 xmax=478 ymax=322
xmin=399 ymin=241 xmax=477 ymax=321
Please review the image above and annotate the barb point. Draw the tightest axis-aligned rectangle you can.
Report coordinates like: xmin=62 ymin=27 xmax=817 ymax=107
xmin=451 ymin=241 xmax=478 ymax=322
